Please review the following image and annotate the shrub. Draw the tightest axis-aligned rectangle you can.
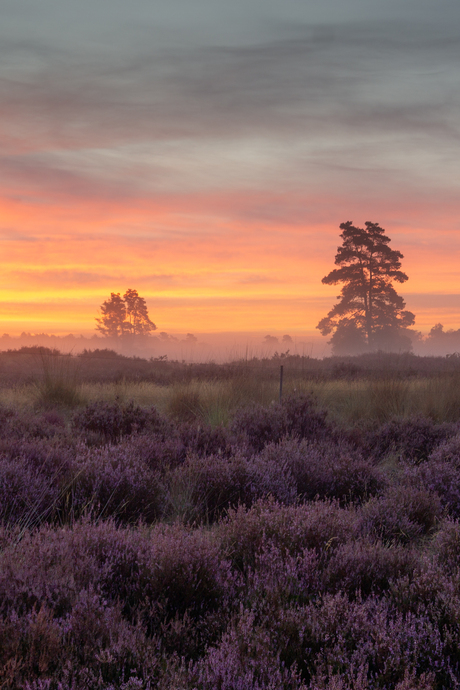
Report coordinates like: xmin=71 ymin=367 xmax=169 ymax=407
xmin=0 ymin=440 xmax=76 ymax=527
xmin=197 ymin=593 xmax=448 ymax=689
xmin=255 ymin=438 xmax=384 ymax=505
xmin=217 ymin=498 xmax=359 ymax=572
xmin=231 ymin=394 xmax=330 ymax=453
xmin=73 ymin=400 xmax=167 ymax=444
xmin=164 ymin=437 xmax=382 ymax=524
xmin=243 ymin=542 xmax=320 ymax=610
xmin=324 ymin=540 xmax=418 ymax=597
xmin=428 ymin=432 xmax=460 ymax=465
xmin=281 ymin=394 xmax=329 ymax=440
xmin=0 ymin=456 xmax=60 ymax=528
xmin=67 ymin=444 xmax=163 ymax=523
xmin=360 ymin=486 xmax=442 ymax=544
xmin=388 ymin=560 xmax=460 ymax=637
xmin=364 ymin=416 xmax=454 ymax=462
xmin=128 ymin=433 xmax=187 ymax=471
xmin=165 ymin=437 xmax=381 ymax=525
xmin=249 ymin=447 xmax=298 ymax=506
xmin=0 ymin=438 xmax=75 ymax=475
xmin=409 ymin=459 xmax=460 ymax=520
xmin=165 ymin=451 xmax=254 ymax=524
xmin=0 ymin=437 xmax=165 ymax=527
xmin=78 ymin=348 xmax=127 ymax=359
xmin=280 ymin=593 xmax=448 ymax=687
xmin=178 ymin=422 xmax=235 ymax=458
xmin=0 ymin=408 xmax=68 ymax=441
xmin=0 ymin=520 xmax=235 ymax=667
xmin=87 ymin=522 xmax=232 ymax=628
xmin=230 ymin=402 xmax=287 ymax=453
xmin=6 ymin=380 xmax=460 ymax=687
xmin=431 ymin=518 xmax=460 ymax=571
xmin=195 ymin=608 xmax=306 ymax=690
xmin=0 ymin=598 xmax=158 ymax=688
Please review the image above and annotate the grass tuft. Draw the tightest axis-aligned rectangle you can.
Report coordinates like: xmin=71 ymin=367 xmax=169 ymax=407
xmin=33 ymin=353 xmax=83 ymax=409
xmin=166 ymin=386 xmax=205 ymax=423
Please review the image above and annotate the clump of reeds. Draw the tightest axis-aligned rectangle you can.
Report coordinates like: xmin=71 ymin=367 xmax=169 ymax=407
xmin=34 ymin=352 xmax=83 ymax=409
xmin=166 ymin=385 xmax=205 ymax=423
xmin=366 ymin=377 xmax=410 ymax=422
xmin=419 ymin=374 xmax=460 ymax=422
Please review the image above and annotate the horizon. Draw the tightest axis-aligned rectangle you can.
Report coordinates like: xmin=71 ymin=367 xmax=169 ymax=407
xmin=2 ymin=326 xmax=460 ymax=363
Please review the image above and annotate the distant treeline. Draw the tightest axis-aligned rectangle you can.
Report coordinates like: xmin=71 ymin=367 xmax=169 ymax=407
xmin=418 ymin=323 xmax=460 ymax=356
xmin=0 ymin=331 xmax=200 ymax=359
xmin=1 ymin=346 xmax=460 ymax=387
xmin=2 ymin=324 xmax=460 ymax=359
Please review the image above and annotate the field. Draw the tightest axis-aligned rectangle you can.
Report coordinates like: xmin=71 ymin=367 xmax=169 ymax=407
xmin=2 ymin=349 xmax=460 ymax=688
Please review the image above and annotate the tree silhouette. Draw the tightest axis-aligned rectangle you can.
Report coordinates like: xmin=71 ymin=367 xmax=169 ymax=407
xmin=96 ymin=290 xmax=156 ymax=338
xmin=317 ymin=221 xmax=415 ymax=352
xmin=95 ymin=293 xmax=127 ymax=338
xmin=328 ymin=319 xmax=367 ymax=356
xmin=123 ymin=289 xmax=156 ymax=336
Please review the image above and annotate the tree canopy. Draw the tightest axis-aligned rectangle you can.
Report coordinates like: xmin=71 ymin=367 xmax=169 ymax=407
xmin=317 ymin=221 xmax=415 ymax=354
xmin=96 ymin=290 xmax=156 ymax=338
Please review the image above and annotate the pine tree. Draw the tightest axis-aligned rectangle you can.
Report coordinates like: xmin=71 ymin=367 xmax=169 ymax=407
xmin=317 ymin=221 xmax=415 ymax=351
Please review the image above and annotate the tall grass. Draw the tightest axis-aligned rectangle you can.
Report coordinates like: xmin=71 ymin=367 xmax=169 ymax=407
xmin=33 ymin=352 xmax=83 ymax=408
xmin=116 ymin=373 xmax=460 ymax=426
xmin=418 ymin=374 xmax=460 ymax=422
xmin=311 ymin=378 xmax=411 ymax=425
xmin=1 ymin=363 xmax=460 ymax=426
xmin=310 ymin=375 xmax=460 ymax=426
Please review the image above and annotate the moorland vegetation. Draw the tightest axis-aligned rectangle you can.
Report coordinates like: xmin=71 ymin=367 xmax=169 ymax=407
xmin=2 ymin=350 xmax=460 ymax=687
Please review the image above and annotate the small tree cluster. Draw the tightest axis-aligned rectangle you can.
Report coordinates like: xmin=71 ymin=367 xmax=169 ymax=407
xmin=96 ymin=289 xmax=156 ymax=337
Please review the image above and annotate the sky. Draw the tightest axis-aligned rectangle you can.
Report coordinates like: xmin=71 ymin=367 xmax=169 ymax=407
xmin=1 ymin=0 xmax=459 ymax=341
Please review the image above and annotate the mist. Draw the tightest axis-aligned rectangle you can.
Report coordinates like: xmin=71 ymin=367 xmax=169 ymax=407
xmin=2 ymin=324 xmax=460 ymax=362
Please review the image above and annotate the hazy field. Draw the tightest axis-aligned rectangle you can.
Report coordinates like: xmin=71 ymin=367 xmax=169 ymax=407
xmin=2 ymin=348 xmax=460 ymax=426
xmin=2 ymin=350 xmax=460 ymax=688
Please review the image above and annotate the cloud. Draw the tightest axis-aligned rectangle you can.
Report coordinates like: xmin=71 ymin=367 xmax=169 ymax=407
xmin=0 ymin=228 xmax=38 ymax=242
xmin=8 ymin=270 xmax=178 ymax=289
xmin=9 ymin=270 xmax=117 ymax=287
xmin=1 ymin=16 xmax=459 ymax=150
xmin=0 ymin=10 xmax=458 ymax=214
xmin=237 ymin=274 xmax=284 ymax=285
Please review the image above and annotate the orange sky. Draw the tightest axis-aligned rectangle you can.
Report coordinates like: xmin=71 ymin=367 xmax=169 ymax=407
xmin=0 ymin=186 xmax=458 ymax=337
xmin=1 ymin=0 xmax=459 ymax=340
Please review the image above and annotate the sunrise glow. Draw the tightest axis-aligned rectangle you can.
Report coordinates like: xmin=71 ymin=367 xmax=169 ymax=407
xmin=1 ymin=0 xmax=459 ymax=343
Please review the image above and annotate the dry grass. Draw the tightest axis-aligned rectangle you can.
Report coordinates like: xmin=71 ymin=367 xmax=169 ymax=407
xmin=0 ymin=385 xmax=32 ymax=410
xmin=309 ymin=375 xmax=460 ymax=426
xmin=309 ymin=378 xmax=411 ymax=425
xmin=0 ymin=370 xmax=460 ymax=426
xmin=33 ymin=353 xmax=83 ymax=408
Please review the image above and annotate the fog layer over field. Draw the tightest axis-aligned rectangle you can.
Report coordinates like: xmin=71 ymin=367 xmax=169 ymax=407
xmin=1 ymin=327 xmax=460 ymax=361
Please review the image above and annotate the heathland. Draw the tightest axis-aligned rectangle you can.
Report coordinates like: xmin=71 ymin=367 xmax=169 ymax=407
xmin=2 ymin=349 xmax=460 ymax=688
